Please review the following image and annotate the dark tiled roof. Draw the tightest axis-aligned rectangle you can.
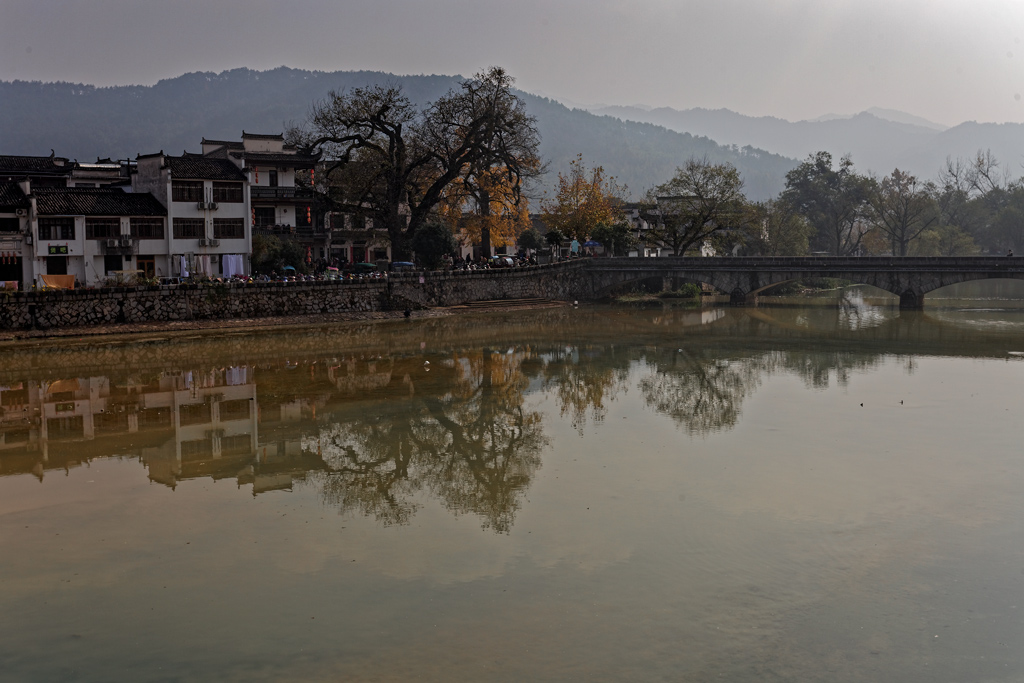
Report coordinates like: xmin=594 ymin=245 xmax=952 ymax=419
xmin=202 ymin=138 xmax=244 ymax=149
xmin=0 ymin=154 xmax=73 ymax=177
xmin=0 ymin=183 xmax=29 ymax=211
xmin=241 ymin=132 xmax=284 ymax=140
xmin=34 ymin=188 xmax=167 ymax=217
xmin=165 ymin=155 xmax=246 ymax=181
xmin=229 ymin=151 xmax=320 ymax=167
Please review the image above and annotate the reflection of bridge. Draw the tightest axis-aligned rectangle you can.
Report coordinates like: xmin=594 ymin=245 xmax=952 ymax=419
xmin=585 ymin=256 xmax=1024 ymax=308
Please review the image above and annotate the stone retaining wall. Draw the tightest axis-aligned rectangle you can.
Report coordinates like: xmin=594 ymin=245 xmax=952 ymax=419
xmin=0 ymin=261 xmax=591 ymax=331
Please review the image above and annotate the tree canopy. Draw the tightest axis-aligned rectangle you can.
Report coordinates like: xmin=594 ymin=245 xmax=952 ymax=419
xmin=782 ymin=152 xmax=872 ymax=255
xmin=291 ymin=67 xmax=539 ymax=260
xmin=644 ymin=158 xmax=746 ymax=256
xmin=541 ymin=154 xmax=623 ymax=241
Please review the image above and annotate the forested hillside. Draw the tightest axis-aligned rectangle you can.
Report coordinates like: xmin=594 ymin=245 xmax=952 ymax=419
xmin=0 ymin=67 xmax=796 ymax=200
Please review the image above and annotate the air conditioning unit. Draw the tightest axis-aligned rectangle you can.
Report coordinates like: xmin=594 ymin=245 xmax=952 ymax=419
xmin=119 ymin=236 xmax=132 ymax=247
xmin=197 ymin=238 xmax=209 ymax=247
xmin=15 ymin=208 xmax=27 ymax=217
xmin=209 ymin=239 xmax=220 ymax=247
xmin=207 ymin=202 xmax=218 ymax=211
xmin=106 ymin=238 xmax=118 ymax=247
xmin=196 ymin=201 xmax=207 ymax=210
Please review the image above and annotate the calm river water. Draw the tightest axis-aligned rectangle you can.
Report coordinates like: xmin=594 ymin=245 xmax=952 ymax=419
xmin=2 ymin=294 xmax=1024 ymax=682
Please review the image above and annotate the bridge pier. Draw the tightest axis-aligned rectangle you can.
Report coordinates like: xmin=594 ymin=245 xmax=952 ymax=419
xmin=898 ymin=290 xmax=925 ymax=310
xmin=729 ymin=290 xmax=759 ymax=307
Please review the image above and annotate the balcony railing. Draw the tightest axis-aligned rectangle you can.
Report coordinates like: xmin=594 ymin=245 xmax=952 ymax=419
xmin=250 ymin=186 xmax=314 ymax=201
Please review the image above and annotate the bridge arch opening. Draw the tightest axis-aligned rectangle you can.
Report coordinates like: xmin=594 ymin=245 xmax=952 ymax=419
xmin=925 ymin=277 xmax=1024 ymax=302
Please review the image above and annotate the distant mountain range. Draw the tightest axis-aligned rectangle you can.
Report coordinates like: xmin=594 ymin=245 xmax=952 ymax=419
xmin=0 ymin=67 xmax=795 ymax=201
xmin=2 ymin=67 xmax=1020 ymax=203
xmin=588 ymin=104 xmax=1024 ymax=180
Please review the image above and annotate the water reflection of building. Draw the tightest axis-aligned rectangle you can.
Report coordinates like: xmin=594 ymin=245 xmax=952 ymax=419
xmin=0 ymin=368 xmax=326 ymax=496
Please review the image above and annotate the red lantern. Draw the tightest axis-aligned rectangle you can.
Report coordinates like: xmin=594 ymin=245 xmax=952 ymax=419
xmin=306 ymin=206 xmax=311 ymax=224
xmin=254 ymin=166 xmax=259 ymax=184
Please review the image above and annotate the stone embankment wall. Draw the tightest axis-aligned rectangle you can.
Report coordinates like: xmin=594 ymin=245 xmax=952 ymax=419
xmin=0 ymin=261 xmax=592 ymax=331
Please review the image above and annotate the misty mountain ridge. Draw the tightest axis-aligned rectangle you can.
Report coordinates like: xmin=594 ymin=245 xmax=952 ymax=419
xmin=588 ymin=103 xmax=1024 ymax=181
xmin=0 ymin=66 xmax=796 ymax=201
xmin=3 ymin=66 xmax=1021 ymax=203
xmin=811 ymin=107 xmax=948 ymax=131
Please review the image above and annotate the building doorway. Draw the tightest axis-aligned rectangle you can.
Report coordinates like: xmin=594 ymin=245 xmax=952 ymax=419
xmin=0 ymin=255 xmax=22 ymax=288
xmin=46 ymin=255 xmax=67 ymax=275
xmin=104 ymin=254 xmax=123 ymax=274
xmin=137 ymin=255 xmax=156 ymax=278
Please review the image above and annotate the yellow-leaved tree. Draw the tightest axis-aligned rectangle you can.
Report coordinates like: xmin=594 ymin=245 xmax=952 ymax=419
xmin=440 ymin=166 xmax=534 ymax=253
xmin=541 ymin=154 xmax=624 ymax=241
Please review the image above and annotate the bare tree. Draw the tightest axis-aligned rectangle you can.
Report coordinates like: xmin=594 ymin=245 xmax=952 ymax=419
xmin=291 ymin=68 xmax=540 ymax=260
xmin=867 ymin=169 xmax=938 ymax=256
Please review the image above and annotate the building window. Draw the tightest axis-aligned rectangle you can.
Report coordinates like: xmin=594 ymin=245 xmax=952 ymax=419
xmin=171 ymin=180 xmax=204 ymax=203
xmin=38 ymin=217 xmax=75 ymax=241
xmin=179 ymin=402 xmax=212 ymax=426
xmin=173 ymin=218 xmax=205 ymax=239
xmin=254 ymin=207 xmax=275 ymax=227
xmin=104 ymin=254 xmax=123 ymax=273
xmin=268 ymin=170 xmax=278 ymax=188
xmin=221 ymin=434 xmax=252 ymax=456
xmin=180 ymin=438 xmax=213 ymax=460
xmin=212 ymin=182 xmax=243 ymax=203
xmin=85 ymin=218 xmax=120 ymax=240
xmin=296 ymin=206 xmax=312 ymax=227
xmin=213 ymin=218 xmax=244 ymax=239
xmin=219 ymin=399 xmax=251 ymax=421
xmin=130 ymin=217 xmax=165 ymax=239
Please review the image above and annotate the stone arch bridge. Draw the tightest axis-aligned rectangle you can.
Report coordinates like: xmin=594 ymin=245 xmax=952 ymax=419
xmin=580 ymin=256 xmax=1024 ymax=308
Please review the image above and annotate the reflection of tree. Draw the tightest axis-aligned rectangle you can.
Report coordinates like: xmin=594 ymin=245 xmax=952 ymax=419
xmin=314 ymin=401 xmax=438 ymax=526
xmin=543 ymin=347 xmax=630 ymax=435
xmin=639 ymin=350 xmax=773 ymax=436
xmin=781 ymin=350 xmax=883 ymax=389
xmin=639 ymin=345 xmax=889 ymax=433
xmin=312 ymin=350 xmax=546 ymax=532
xmin=421 ymin=349 xmax=546 ymax=532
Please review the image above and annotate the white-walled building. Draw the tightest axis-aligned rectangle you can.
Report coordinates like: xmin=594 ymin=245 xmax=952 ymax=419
xmin=1 ymin=180 xmax=168 ymax=288
xmin=134 ymin=152 xmax=251 ymax=278
xmin=202 ymin=132 xmax=319 ymax=237
xmin=31 ymin=186 xmax=168 ymax=286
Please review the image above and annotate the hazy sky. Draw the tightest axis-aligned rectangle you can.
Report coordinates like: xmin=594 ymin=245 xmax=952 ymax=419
xmin=2 ymin=0 xmax=1022 ymax=126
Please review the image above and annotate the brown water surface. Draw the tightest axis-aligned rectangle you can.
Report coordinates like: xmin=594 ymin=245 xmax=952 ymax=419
xmin=2 ymin=301 xmax=1024 ymax=681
